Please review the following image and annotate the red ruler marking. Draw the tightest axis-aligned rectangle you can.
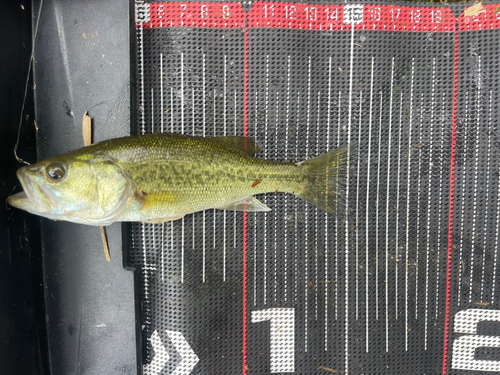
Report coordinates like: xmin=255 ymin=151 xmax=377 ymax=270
xmin=459 ymin=3 xmax=500 ymax=31
xmin=443 ymin=2 xmax=500 ymax=372
xmin=139 ymin=2 xmax=457 ymax=32
xmin=362 ymin=5 xmax=455 ymax=31
xmin=146 ymin=2 xmax=246 ymax=28
xmin=249 ymin=2 xmax=455 ymax=31
xmin=249 ymin=2 xmax=344 ymax=30
xmin=442 ymin=29 xmax=459 ymax=375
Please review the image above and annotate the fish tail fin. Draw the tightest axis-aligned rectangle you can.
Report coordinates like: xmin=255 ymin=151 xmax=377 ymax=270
xmin=296 ymin=145 xmax=352 ymax=216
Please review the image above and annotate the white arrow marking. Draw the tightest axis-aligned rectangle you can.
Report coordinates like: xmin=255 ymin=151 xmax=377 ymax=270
xmin=142 ymin=330 xmax=199 ymax=375
xmin=144 ymin=330 xmax=170 ymax=375
xmin=166 ymin=330 xmax=200 ymax=375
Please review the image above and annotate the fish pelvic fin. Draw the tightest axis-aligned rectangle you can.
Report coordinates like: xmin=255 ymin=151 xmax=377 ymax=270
xmin=296 ymin=145 xmax=354 ymax=216
xmin=216 ymin=196 xmax=271 ymax=212
xmin=119 ymin=191 xmax=185 ymax=223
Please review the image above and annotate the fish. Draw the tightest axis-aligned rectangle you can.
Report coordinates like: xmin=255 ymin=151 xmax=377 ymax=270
xmin=7 ymin=132 xmax=350 ymax=226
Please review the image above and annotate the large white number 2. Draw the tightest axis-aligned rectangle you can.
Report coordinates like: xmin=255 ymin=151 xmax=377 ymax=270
xmin=452 ymin=309 xmax=500 ymax=372
xmin=252 ymin=308 xmax=295 ymax=373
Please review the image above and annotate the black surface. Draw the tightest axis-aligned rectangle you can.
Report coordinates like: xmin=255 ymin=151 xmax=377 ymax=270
xmin=133 ymin=23 xmax=248 ymax=373
xmin=131 ymin=1 xmax=500 ymax=375
xmin=449 ymin=26 xmax=500 ymax=375
xmin=30 ymin=0 xmax=138 ymax=374
xmin=0 ymin=1 xmax=50 ymax=374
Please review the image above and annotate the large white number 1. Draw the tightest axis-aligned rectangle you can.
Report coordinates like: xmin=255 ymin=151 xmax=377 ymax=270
xmin=252 ymin=308 xmax=295 ymax=373
xmin=452 ymin=309 xmax=500 ymax=372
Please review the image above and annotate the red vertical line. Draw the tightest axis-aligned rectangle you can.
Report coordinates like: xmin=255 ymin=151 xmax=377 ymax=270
xmin=243 ymin=24 xmax=249 ymax=375
xmin=442 ymin=28 xmax=458 ymax=375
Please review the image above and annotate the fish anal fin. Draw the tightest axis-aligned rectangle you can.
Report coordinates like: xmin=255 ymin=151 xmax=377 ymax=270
xmin=211 ymin=136 xmax=262 ymax=155
xmin=217 ymin=196 xmax=270 ymax=212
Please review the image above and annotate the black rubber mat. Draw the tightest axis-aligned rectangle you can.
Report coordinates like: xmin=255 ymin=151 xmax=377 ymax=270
xmin=131 ymin=1 xmax=500 ymax=374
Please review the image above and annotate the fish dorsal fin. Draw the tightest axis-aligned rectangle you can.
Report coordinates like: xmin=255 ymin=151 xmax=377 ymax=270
xmin=217 ymin=196 xmax=271 ymax=212
xmin=211 ymin=136 xmax=262 ymax=155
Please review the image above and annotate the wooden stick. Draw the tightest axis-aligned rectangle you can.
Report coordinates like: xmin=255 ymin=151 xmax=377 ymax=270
xmin=100 ymin=227 xmax=111 ymax=262
xmin=82 ymin=111 xmax=111 ymax=262
xmin=318 ymin=366 xmax=343 ymax=374
xmin=82 ymin=111 xmax=92 ymax=146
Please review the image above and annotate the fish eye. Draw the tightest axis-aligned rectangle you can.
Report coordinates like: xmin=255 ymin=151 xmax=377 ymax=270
xmin=46 ymin=163 xmax=66 ymax=181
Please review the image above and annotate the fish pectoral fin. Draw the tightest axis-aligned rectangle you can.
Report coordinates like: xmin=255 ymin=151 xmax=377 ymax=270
xmin=217 ymin=196 xmax=271 ymax=212
xmin=140 ymin=214 xmax=185 ymax=224
xmin=136 ymin=191 xmax=186 ymax=223
xmin=211 ymin=136 xmax=262 ymax=155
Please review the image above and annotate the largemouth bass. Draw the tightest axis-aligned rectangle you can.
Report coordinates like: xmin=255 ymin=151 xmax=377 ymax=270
xmin=8 ymin=133 xmax=349 ymax=226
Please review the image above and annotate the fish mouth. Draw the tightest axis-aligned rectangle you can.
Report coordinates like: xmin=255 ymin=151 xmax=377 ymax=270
xmin=7 ymin=191 xmax=36 ymax=213
xmin=7 ymin=168 xmax=56 ymax=214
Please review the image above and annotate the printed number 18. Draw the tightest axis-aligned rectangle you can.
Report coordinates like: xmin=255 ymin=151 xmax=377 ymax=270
xmin=409 ymin=9 xmax=421 ymax=23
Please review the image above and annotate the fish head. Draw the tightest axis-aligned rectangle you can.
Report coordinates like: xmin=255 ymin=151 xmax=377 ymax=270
xmin=8 ymin=153 xmax=138 ymax=225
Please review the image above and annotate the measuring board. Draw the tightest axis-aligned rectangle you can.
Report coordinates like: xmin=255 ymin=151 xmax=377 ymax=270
xmin=130 ymin=1 xmax=500 ymax=374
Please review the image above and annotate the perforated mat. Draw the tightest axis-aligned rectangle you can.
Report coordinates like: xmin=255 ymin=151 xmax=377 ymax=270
xmin=130 ymin=1 xmax=500 ymax=374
